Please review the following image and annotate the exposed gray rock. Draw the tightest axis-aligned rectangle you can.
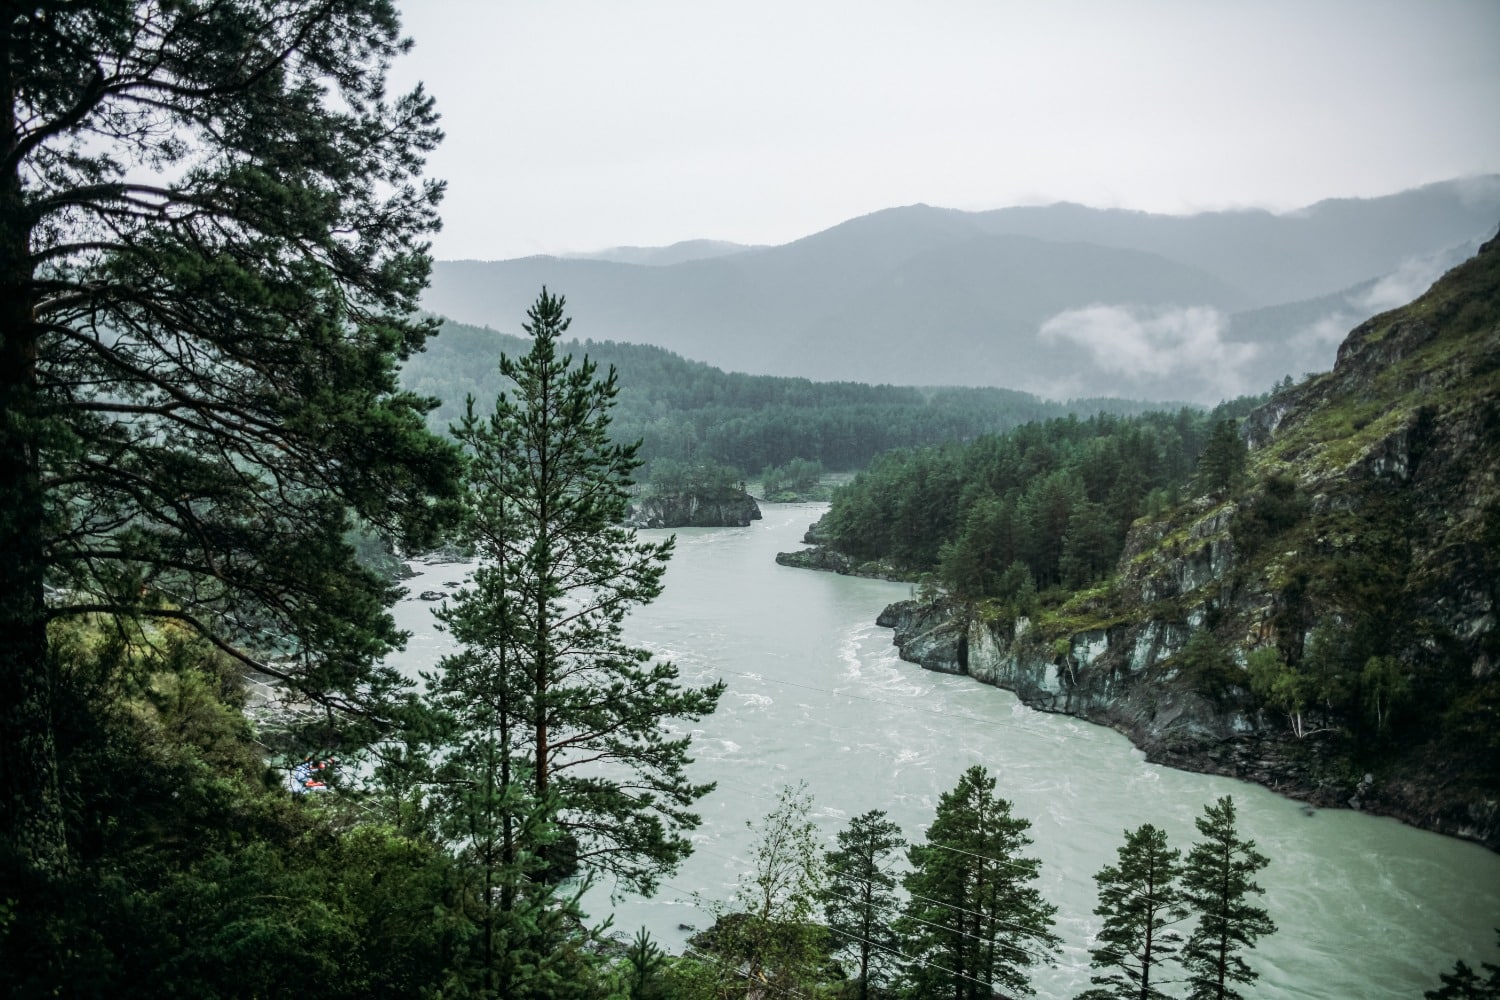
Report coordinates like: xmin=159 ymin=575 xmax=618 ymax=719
xmin=776 ymin=547 xmax=910 ymax=582
xmin=627 ymin=490 xmax=762 ymax=528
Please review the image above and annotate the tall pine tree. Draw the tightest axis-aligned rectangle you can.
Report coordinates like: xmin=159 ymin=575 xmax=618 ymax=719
xmin=2 ymin=0 xmax=460 ymax=876
xmin=822 ymin=809 xmax=905 ymax=1000
xmin=1079 ymin=823 xmax=1188 ymax=1000
xmin=1180 ymin=796 xmax=1276 ymax=1000
xmin=437 ymin=288 xmax=723 ymax=894
xmin=900 ymin=765 xmax=1059 ymax=999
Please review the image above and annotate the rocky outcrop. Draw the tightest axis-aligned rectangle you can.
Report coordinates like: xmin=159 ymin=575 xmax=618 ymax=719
xmin=775 ymin=546 xmax=857 ymax=574
xmin=776 ymin=518 xmax=912 ymax=580
xmin=879 ymin=590 xmax=1500 ymax=847
xmin=774 ymin=546 xmax=910 ymax=581
xmin=881 ymin=594 xmax=1233 ymax=740
xmin=800 ymin=515 xmax=831 ymax=546
xmin=873 ymin=232 xmax=1500 ymax=850
xmin=626 ymin=490 xmax=762 ymax=528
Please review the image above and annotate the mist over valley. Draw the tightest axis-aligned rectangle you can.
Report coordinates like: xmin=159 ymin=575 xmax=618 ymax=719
xmin=424 ymin=177 xmax=1500 ymax=403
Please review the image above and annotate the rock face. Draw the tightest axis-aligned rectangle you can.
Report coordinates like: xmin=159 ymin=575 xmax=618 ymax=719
xmin=879 ymin=599 xmax=1337 ymax=800
xmin=875 ymin=230 xmax=1500 ymax=850
xmin=626 ymin=489 xmax=762 ymax=528
xmin=776 ymin=516 xmax=912 ymax=580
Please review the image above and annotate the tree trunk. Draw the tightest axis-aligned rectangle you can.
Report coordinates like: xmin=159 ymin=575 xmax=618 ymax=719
xmin=0 ymin=80 xmax=66 ymax=872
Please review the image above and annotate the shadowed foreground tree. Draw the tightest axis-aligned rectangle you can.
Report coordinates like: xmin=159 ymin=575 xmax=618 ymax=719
xmin=1079 ymin=823 xmax=1188 ymax=1000
xmin=1426 ymin=931 xmax=1500 ymax=999
xmin=1 ymin=1 xmax=461 ymax=876
xmin=822 ymin=809 xmax=904 ymax=1000
xmin=1180 ymin=797 xmax=1276 ymax=1000
xmin=899 ymin=766 xmax=1059 ymax=999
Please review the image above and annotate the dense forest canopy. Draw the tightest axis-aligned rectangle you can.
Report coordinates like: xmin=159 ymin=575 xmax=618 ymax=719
xmin=818 ymin=400 xmax=1264 ymax=597
xmin=2 ymin=0 xmax=459 ymax=876
xmin=400 ymin=317 xmax=1185 ymax=480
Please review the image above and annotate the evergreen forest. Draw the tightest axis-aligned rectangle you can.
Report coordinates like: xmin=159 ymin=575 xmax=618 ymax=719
xmin=399 ymin=317 xmax=1176 ymax=487
xmin=817 ymin=402 xmax=1263 ymax=596
xmin=2 ymin=4 xmax=1494 ymax=999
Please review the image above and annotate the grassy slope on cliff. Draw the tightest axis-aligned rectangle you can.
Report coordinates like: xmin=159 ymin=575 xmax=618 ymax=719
xmin=1047 ymin=232 xmax=1500 ymax=827
xmin=812 ymin=232 xmax=1500 ymax=839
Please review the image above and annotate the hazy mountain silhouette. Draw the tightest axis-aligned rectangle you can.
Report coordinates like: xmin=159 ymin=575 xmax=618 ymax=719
xmin=562 ymin=239 xmax=762 ymax=266
xmin=422 ymin=177 xmax=1500 ymax=402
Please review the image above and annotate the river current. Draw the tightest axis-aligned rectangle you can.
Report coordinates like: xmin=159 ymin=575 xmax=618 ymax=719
xmin=388 ymin=502 xmax=1500 ymax=998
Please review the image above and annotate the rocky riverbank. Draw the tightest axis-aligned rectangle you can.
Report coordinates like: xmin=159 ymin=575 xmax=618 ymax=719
xmin=626 ymin=489 xmax=762 ymax=528
xmin=774 ymin=516 xmax=911 ymax=580
xmin=776 ymin=237 xmax=1500 ymax=851
xmin=873 ymin=597 xmax=1498 ymax=849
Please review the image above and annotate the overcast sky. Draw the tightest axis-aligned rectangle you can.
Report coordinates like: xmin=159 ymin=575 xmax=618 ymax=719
xmin=390 ymin=0 xmax=1500 ymax=262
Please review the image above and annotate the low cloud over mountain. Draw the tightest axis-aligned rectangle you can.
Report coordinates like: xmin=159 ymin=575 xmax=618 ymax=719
xmin=1036 ymin=305 xmax=1259 ymax=403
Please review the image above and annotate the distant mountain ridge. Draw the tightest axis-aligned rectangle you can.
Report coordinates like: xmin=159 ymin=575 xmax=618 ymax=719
xmin=423 ymin=178 xmax=1500 ymax=403
xmin=818 ymin=224 xmax=1500 ymax=847
xmin=561 ymin=238 xmax=763 ymax=267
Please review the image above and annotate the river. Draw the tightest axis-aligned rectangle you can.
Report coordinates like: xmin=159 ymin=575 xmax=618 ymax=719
xmin=388 ymin=502 xmax=1500 ymax=998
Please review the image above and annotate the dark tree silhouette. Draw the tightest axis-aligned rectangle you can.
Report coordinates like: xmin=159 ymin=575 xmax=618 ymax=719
xmin=2 ymin=0 xmax=459 ymax=875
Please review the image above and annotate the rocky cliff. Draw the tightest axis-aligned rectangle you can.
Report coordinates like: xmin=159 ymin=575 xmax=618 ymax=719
xmin=874 ymin=229 xmax=1500 ymax=848
xmin=626 ymin=489 xmax=762 ymax=528
xmin=775 ymin=516 xmax=910 ymax=578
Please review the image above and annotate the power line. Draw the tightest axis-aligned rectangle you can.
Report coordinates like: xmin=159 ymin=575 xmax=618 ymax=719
xmin=667 ymin=666 xmax=1196 ymax=916
xmin=684 ymin=841 xmax=1062 ymax=957
xmin=652 ymin=877 xmax=1034 ymax=1000
xmin=701 ymin=663 xmax=1065 ymax=740
xmin=819 ymin=881 xmax=1059 ymax=965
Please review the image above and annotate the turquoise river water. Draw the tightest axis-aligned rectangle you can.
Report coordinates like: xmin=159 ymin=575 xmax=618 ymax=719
xmin=387 ymin=502 xmax=1500 ymax=998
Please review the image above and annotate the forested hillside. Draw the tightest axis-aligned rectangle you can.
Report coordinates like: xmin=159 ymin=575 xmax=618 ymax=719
xmin=401 ymin=315 xmax=1171 ymax=477
xmin=810 ymin=401 xmax=1262 ymax=591
xmin=800 ymin=234 xmax=1500 ymax=847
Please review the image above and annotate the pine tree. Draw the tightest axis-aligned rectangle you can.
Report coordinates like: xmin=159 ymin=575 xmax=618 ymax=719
xmin=2 ymin=0 xmax=460 ymax=874
xmin=1180 ymin=797 xmax=1276 ymax=1000
xmin=1425 ymin=931 xmax=1500 ymax=1000
xmin=900 ymin=766 xmax=1059 ymax=999
xmin=1078 ymin=823 xmax=1188 ymax=1000
xmin=1426 ymin=959 xmax=1500 ymax=1000
xmin=623 ymin=928 xmax=671 ymax=1000
xmin=438 ymin=288 xmax=723 ymax=894
xmin=822 ymin=809 xmax=905 ymax=1000
xmin=422 ymin=631 xmax=600 ymax=996
xmin=439 ymin=758 xmax=598 ymax=998
xmin=1193 ymin=420 xmax=1247 ymax=498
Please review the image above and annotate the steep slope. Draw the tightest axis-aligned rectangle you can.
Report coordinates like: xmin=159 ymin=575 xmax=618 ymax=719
xmin=875 ymin=230 xmax=1500 ymax=846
